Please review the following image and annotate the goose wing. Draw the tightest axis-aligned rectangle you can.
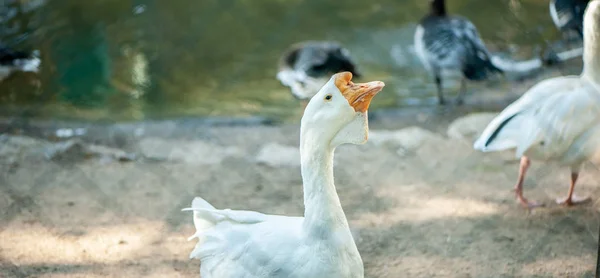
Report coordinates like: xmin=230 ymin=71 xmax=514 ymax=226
xmin=184 ymin=197 xmax=305 ymax=277
xmin=474 ymin=76 xmax=600 ymax=161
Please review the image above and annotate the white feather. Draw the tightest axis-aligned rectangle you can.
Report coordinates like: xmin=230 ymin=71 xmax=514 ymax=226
xmin=17 ymin=57 xmax=40 ymax=72
xmin=413 ymin=25 xmax=431 ymax=72
xmin=276 ymin=69 xmax=328 ymax=100
xmin=550 ymin=0 xmax=569 ymax=28
xmin=474 ymin=76 xmax=600 ymax=165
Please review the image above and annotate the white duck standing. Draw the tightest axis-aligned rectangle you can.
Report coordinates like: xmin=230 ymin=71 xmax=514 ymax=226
xmin=414 ymin=0 xmax=502 ymax=105
xmin=277 ymin=41 xmax=361 ymax=101
xmin=474 ymin=0 xmax=600 ymax=209
xmin=183 ymin=71 xmax=384 ymax=277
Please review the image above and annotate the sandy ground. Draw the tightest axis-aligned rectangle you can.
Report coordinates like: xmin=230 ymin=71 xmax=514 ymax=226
xmin=1 ymin=71 xmax=600 ymax=277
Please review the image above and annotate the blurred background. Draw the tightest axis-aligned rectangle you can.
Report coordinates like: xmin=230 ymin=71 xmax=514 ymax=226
xmin=1 ymin=0 xmax=598 ymax=277
xmin=0 ymin=0 xmax=578 ymax=121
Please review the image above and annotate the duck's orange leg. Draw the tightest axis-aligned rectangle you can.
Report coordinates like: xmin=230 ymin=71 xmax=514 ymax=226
xmin=556 ymin=172 xmax=591 ymax=206
xmin=514 ymin=157 xmax=544 ymax=209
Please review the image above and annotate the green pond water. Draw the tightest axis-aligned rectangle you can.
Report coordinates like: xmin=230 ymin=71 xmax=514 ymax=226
xmin=0 ymin=0 xmax=570 ymax=122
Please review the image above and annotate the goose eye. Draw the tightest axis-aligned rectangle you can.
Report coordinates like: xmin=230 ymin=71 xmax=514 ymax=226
xmin=324 ymin=94 xmax=332 ymax=101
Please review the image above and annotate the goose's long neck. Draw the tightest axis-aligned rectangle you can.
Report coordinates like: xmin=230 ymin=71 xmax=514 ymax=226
xmin=582 ymin=1 xmax=600 ymax=84
xmin=300 ymin=130 xmax=350 ymax=236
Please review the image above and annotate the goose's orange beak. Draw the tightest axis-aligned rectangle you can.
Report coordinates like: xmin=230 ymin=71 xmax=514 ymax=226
xmin=334 ymin=72 xmax=385 ymax=113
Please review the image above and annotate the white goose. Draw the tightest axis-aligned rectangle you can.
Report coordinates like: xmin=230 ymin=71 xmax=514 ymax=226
xmin=183 ymin=72 xmax=384 ymax=277
xmin=473 ymin=0 xmax=600 ymax=209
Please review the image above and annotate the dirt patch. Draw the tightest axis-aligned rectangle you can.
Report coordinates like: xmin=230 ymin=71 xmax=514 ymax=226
xmin=1 ymin=111 xmax=599 ymax=278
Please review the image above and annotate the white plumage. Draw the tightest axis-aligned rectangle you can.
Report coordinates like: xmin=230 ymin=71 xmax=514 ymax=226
xmin=474 ymin=0 xmax=600 ymax=208
xmin=184 ymin=198 xmax=310 ymax=277
xmin=184 ymin=72 xmax=385 ymax=277
xmin=474 ymin=77 xmax=600 ymax=160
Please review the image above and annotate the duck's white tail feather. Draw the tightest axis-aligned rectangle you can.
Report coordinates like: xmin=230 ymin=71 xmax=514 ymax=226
xmin=183 ymin=197 xmax=269 ymax=260
xmin=182 ymin=197 xmax=220 ymax=259
xmin=473 ymin=78 xmax=559 ymax=154
xmin=182 ymin=198 xmax=216 ymax=259
xmin=474 ymin=111 xmax=541 ymax=158
xmin=188 ymin=197 xmax=216 ymax=239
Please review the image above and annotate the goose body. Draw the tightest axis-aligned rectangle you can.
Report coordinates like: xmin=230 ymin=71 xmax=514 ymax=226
xmin=474 ymin=0 xmax=600 ymax=208
xmin=0 ymin=46 xmax=40 ymax=81
xmin=184 ymin=72 xmax=385 ymax=277
xmin=550 ymin=0 xmax=590 ymax=38
xmin=414 ymin=0 xmax=502 ymax=105
xmin=185 ymin=200 xmax=360 ymax=277
xmin=277 ymin=41 xmax=361 ymax=100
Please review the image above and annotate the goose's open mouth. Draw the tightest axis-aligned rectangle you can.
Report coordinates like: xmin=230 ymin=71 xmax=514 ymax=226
xmin=333 ymin=72 xmax=385 ymax=113
xmin=349 ymin=83 xmax=385 ymax=112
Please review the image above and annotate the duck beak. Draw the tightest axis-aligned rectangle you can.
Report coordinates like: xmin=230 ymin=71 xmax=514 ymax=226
xmin=334 ymin=72 xmax=385 ymax=113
